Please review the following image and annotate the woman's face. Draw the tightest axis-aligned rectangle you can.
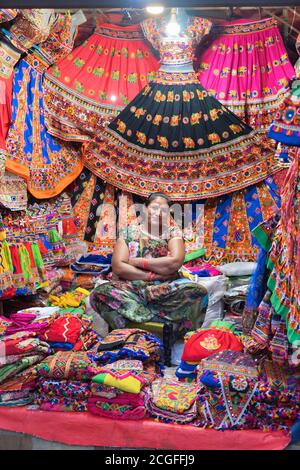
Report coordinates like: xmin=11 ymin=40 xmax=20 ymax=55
xmin=147 ymin=197 xmax=170 ymax=228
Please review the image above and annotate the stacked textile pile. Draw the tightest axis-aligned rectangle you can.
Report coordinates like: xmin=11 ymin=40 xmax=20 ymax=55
xmin=0 ymin=314 xmax=52 ymax=406
xmin=39 ymin=308 xmax=98 ymax=352
xmin=145 ymin=377 xmax=198 ymax=424
xmin=246 ymin=359 xmax=300 ymax=431
xmin=33 ymin=351 xmax=95 ymax=412
xmin=0 ymin=299 xmax=100 ymax=411
xmin=70 ymin=253 xmax=112 ymax=276
xmin=59 ymin=268 xmax=109 ymax=291
xmin=87 ymin=329 xmax=163 ymax=420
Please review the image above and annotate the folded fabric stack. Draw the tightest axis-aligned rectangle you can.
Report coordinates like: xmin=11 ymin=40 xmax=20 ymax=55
xmin=88 ymin=359 xmax=156 ymax=420
xmin=59 ymin=268 xmax=105 ymax=291
xmin=87 ymin=329 xmax=163 ymax=420
xmin=176 ymin=320 xmax=243 ymax=381
xmin=71 ymin=254 xmax=112 ymax=275
xmin=181 ymin=263 xmax=222 ymax=279
xmin=90 ymin=328 xmax=163 ymax=367
xmin=33 ymin=351 xmax=95 ymax=412
xmin=245 ymin=359 xmax=300 ymax=431
xmin=0 ymin=324 xmax=51 ymax=406
xmin=48 ymin=287 xmax=90 ymax=309
xmin=197 ymin=350 xmax=259 ymax=430
xmin=5 ymin=307 xmax=60 ymax=335
xmin=39 ymin=308 xmax=98 ymax=352
xmin=0 ymin=365 xmax=37 ymax=406
xmin=34 ymin=378 xmax=91 ymax=412
xmin=145 ymin=377 xmax=198 ymax=424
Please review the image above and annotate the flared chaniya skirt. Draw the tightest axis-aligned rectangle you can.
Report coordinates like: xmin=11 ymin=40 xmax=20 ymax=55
xmin=5 ymin=59 xmax=83 ymax=199
xmin=196 ymin=17 xmax=295 ymax=132
xmin=84 ymin=69 xmax=282 ymax=200
xmin=43 ymin=22 xmax=159 ymax=143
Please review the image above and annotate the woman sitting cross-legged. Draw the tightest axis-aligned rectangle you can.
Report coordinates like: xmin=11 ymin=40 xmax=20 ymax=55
xmin=89 ymin=192 xmax=208 ymax=330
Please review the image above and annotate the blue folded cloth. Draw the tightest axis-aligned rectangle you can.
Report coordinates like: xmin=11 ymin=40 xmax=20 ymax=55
xmin=76 ymin=254 xmax=112 ymax=265
xmin=175 ymin=360 xmax=197 ymax=379
xmin=48 ymin=342 xmax=73 ymax=350
xmin=200 ymin=370 xmax=220 ymax=389
xmin=70 ymin=264 xmax=111 ymax=274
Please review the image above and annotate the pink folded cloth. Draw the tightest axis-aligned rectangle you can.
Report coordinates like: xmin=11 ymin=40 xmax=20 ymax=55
xmin=186 ymin=263 xmax=222 ymax=276
xmin=88 ymin=393 xmax=147 ymax=420
xmin=6 ymin=312 xmax=51 ymax=335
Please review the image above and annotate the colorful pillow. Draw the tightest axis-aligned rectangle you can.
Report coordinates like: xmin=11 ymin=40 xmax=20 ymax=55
xmin=182 ymin=325 xmax=243 ymax=363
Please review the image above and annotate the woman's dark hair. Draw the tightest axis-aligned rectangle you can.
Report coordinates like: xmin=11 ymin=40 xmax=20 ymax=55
xmin=146 ymin=192 xmax=171 ymax=206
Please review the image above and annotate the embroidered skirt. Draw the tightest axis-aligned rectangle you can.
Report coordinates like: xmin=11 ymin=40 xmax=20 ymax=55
xmin=43 ymin=22 xmax=159 ymax=142
xmin=84 ymin=68 xmax=281 ymax=200
xmin=5 ymin=58 xmax=83 ymax=199
xmin=196 ymin=17 xmax=295 ymax=132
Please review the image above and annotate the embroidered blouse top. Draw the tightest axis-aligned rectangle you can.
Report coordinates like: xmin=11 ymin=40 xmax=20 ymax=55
xmin=119 ymin=223 xmax=182 ymax=259
xmin=8 ymin=9 xmax=56 ymax=53
xmin=0 ymin=9 xmax=18 ymax=23
xmin=141 ymin=16 xmax=212 ymax=70
xmin=25 ymin=13 xmax=77 ymax=73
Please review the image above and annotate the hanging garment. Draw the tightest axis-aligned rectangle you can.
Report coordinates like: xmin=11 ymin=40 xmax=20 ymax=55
xmin=0 ymin=10 xmax=18 ymax=23
xmin=7 ymin=9 xmax=56 ymax=53
xmin=242 ymin=211 xmax=281 ymax=334
xmin=5 ymin=13 xmax=83 ymax=199
xmin=84 ymin=15 xmax=281 ymax=201
xmin=196 ymin=17 xmax=295 ymax=132
xmin=200 ymin=177 xmax=280 ymax=263
xmin=43 ymin=21 xmax=159 ymax=142
xmin=255 ymin=58 xmax=300 ymax=348
xmin=0 ymin=36 xmax=24 ymax=205
xmin=70 ymin=168 xmax=139 ymax=253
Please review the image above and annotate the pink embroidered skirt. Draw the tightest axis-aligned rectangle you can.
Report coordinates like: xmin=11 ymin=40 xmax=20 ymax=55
xmin=196 ymin=17 xmax=295 ymax=132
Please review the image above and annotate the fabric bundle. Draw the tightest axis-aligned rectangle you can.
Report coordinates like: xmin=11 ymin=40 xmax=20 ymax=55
xmin=0 ymin=365 xmax=37 ymax=406
xmin=35 ymin=351 xmax=94 ymax=382
xmin=33 ymin=351 xmax=95 ymax=412
xmin=245 ymin=359 xmax=300 ymax=430
xmin=88 ymin=391 xmax=147 ymax=421
xmin=145 ymin=377 xmax=198 ymax=424
xmin=34 ymin=378 xmax=90 ymax=412
xmin=88 ymin=360 xmax=150 ymax=420
xmin=70 ymin=254 xmax=112 ymax=275
xmin=0 ymin=331 xmax=51 ymax=356
xmin=87 ymin=330 xmax=163 ymax=420
xmin=90 ymin=329 xmax=163 ymax=366
xmin=0 ymin=355 xmax=43 ymax=385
